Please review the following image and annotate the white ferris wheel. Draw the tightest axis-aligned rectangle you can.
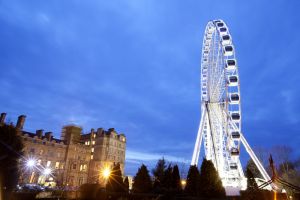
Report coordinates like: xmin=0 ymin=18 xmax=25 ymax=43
xmin=191 ymin=19 xmax=271 ymax=193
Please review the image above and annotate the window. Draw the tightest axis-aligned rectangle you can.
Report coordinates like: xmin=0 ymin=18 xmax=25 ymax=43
xmin=37 ymin=159 xmax=41 ymax=165
xmin=92 ymin=141 xmax=95 ymax=145
xmin=80 ymin=164 xmax=83 ymax=171
xmin=57 ymin=152 xmax=61 ymax=158
xmin=90 ymin=155 xmax=93 ymax=160
xmin=79 ymin=177 xmax=83 ymax=185
xmin=91 ymin=148 xmax=94 ymax=152
xmin=39 ymin=149 xmax=44 ymax=155
xmin=46 ymin=161 xmax=51 ymax=167
xmin=73 ymin=164 xmax=76 ymax=170
xmin=83 ymin=164 xmax=87 ymax=170
xmin=93 ymin=134 xmax=96 ymax=138
xmin=55 ymin=162 xmax=59 ymax=169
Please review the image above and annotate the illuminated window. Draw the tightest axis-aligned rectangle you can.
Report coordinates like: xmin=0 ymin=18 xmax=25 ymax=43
xmin=92 ymin=141 xmax=95 ymax=145
xmin=93 ymin=134 xmax=96 ymax=138
xmin=87 ymin=141 xmax=90 ymax=145
xmin=80 ymin=164 xmax=83 ymax=171
xmin=90 ymin=155 xmax=93 ymax=160
xmin=46 ymin=161 xmax=51 ymax=167
xmin=37 ymin=159 xmax=41 ymax=165
xmin=55 ymin=162 xmax=59 ymax=169
xmin=39 ymin=149 xmax=44 ymax=155
xmin=91 ymin=148 xmax=94 ymax=152
xmin=83 ymin=164 xmax=87 ymax=170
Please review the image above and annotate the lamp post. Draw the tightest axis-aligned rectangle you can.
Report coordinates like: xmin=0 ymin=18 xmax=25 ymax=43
xmin=26 ymin=159 xmax=36 ymax=183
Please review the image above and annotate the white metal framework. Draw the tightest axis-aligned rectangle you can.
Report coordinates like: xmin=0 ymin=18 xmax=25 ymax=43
xmin=191 ymin=19 xmax=271 ymax=193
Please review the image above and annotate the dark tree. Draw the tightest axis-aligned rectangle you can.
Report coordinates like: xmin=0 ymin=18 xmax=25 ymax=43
xmin=198 ymin=158 xmax=226 ymax=198
xmin=0 ymin=123 xmax=23 ymax=199
xmin=132 ymin=164 xmax=152 ymax=193
xmin=246 ymin=167 xmax=258 ymax=191
xmin=245 ymin=159 xmax=263 ymax=179
xmin=163 ymin=164 xmax=173 ymax=190
xmin=152 ymin=157 xmax=167 ymax=190
xmin=171 ymin=165 xmax=181 ymax=192
xmin=123 ymin=176 xmax=129 ymax=194
xmin=184 ymin=165 xmax=199 ymax=196
xmin=106 ymin=163 xmax=124 ymax=193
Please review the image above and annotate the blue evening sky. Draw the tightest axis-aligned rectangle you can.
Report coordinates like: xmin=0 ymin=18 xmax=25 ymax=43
xmin=1 ymin=0 xmax=300 ymax=175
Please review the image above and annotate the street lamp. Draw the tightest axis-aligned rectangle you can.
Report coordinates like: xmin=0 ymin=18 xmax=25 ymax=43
xmin=43 ymin=168 xmax=52 ymax=177
xmin=26 ymin=159 xmax=36 ymax=168
xmin=25 ymin=158 xmax=37 ymax=183
xmin=102 ymin=167 xmax=111 ymax=179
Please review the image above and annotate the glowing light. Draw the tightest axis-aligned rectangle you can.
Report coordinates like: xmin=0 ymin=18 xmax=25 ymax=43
xmin=26 ymin=159 xmax=36 ymax=168
xmin=102 ymin=167 xmax=111 ymax=179
xmin=181 ymin=180 xmax=186 ymax=186
xmin=43 ymin=168 xmax=52 ymax=176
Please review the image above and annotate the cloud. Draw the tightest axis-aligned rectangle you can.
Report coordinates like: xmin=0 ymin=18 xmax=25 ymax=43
xmin=126 ymin=149 xmax=190 ymax=163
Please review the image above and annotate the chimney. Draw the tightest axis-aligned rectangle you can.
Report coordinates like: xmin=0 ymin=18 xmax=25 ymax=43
xmin=97 ymin=128 xmax=104 ymax=135
xmin=16 ymin=115 xmax=26 ymax=129
xmin=45 ymin=132 xmax=52 ymax=141
xmin=0 ymin=113 xmax=6 ymax=124
xmin=36 ymin=129 xmax=44 ymax=138
xmin=108 ymin=128 xmax=115 ymax=132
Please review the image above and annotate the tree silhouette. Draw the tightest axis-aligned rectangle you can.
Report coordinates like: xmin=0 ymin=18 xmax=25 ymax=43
xmin=123 ymin=176 xmax=129 ymax=194
xmin=152 ymin=157 xmax=166 ymax=192
xmin=163 ymin=164 xmax=173 ymax=190
xmin=171 ymin=165 xmax=181 ymax=192
xmin=132 ymin=164 xmax=152 ymax=193
xmin=245 ymin=159 xmax=263 ymax=179
xmin=198 ymin=158 xmax=225 ymax=198
xmin=106 ymin=163 xmax=124 ymax=193
xmin=184 ymin=165 xmax=199 ymax=196
xmin=246 ymin=167 xmax=258 ymax=191
xmin=0 ymin=123 xmax=24 ymax=199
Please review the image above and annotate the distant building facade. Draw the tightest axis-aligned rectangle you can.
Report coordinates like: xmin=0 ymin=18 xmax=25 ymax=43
xmin=0 ymin=113 xmax=126 ymax=187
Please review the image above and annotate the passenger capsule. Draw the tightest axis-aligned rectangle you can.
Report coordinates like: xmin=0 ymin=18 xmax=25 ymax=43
xmin=229 ymin=93 xmax=240 ymax=104
xmin=230 ymin=163 xmax=238 ymax=170
xmin=219 ymin=27 xmax=227 ymax=36
xmin=231 ymin=112 xmax=240 ymax=121
xmin=231 ymin=131 xmax=240 ymax=139
xmin=228 ymin=75 xmax=238 ymax=86
xmin=224 ymin=45 xmax=234 ymax=56
xmin=217 ymin=22 xmax=224 ymax=27
xmin=225 ymin=59 xmax=236 ymax=71
xmin=222 ymin=35 xmax=231 ymax=46
xmin=231 ymin=148 xmax=240 ymax=156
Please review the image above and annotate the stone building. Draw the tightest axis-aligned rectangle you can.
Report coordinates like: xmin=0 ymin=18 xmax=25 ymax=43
xmin=0 ymin=113 xmax=126 ymax=188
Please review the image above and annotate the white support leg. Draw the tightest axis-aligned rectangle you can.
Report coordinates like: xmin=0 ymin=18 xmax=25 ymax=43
xmin=191 ymin=105 xmax=206 ymax=166
xmin=240 ymin=134 xmax=271 ymax=182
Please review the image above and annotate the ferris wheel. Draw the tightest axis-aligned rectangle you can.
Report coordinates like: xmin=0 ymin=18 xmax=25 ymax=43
xmin=191 ymin=19 xmax=271 ymax=193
